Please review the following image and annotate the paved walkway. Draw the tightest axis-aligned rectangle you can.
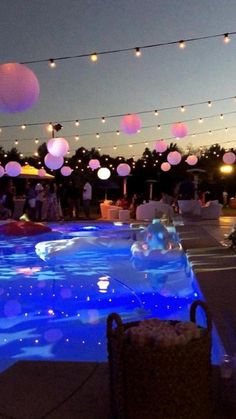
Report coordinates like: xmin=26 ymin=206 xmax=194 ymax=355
xmin=0 ymin=216 xmax=235 ymax=418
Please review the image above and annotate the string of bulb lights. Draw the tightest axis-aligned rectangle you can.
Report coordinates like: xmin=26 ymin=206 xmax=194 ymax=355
xmin=18 ymin=31 xmax=235 ymax=66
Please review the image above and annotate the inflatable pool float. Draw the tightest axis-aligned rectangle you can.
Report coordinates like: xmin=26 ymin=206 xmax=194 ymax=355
xmin=0 ymin=221 xmax=52 ymax=236
xmin=131 ymin=240 xmax=184 ymax=270
xmin=35 ymin=236 xmax=133 ymax=261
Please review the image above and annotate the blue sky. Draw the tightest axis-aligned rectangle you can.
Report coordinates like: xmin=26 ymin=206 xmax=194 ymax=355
xmin=1 ymin=0 xmax=236 ymax=159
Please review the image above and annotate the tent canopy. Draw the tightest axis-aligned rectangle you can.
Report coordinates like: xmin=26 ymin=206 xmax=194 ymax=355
xmin=19 ymin=164 xmax=54 ymax=179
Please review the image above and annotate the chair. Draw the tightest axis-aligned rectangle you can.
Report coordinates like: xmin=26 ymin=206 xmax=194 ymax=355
xmin=177 ymin=200 xmax=201 ymax=217
xmin=201 ymin=200 xmax=222 ymax=219
xmin=136 ymin=201 xmax=174 ymax=221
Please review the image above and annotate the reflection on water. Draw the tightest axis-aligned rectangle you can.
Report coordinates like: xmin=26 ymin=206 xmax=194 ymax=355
xmin=0 ymin=222 xmax=222 ymax=371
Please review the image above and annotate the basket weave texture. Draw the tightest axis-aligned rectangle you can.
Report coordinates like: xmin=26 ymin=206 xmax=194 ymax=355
xmin=107 ymin=300 xmax=212 ymax=419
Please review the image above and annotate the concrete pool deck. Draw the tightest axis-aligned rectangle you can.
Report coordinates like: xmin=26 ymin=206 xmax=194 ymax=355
xmin=0 ymin=216 xmax=236 ymax=418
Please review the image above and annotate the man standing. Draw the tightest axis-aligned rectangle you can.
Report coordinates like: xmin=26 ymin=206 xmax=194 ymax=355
xmin=82 ymin=179 xmax=92 ymax=219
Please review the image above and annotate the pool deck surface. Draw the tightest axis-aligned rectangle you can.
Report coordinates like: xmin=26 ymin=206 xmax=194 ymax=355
xmin=0 ymin=215 xmax=236 ymax=418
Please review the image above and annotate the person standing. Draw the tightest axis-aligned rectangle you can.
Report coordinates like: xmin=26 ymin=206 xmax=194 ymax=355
xmin=35 ymin=182 xmax=44 ymax=221
xmin=82 ymin=179 xmax=92 ymax=219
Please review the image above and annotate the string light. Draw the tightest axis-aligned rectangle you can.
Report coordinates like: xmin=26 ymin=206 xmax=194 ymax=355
xmin=180 ymin=105 xmax=186 ymax=112
xmin=96 ymin=133 xmax=100 ymax=138
xmin=49 ymin=59 xmax=56 ymax=68
xmin=199 ymin=118 xmax=203 ymax=123
xmin=154 ymin=110 xmax=158 ymax=116
xmin=224 ymin=33 xmax=230 ymax=44
xmin=75 ymin=120 xmax=80 ymax=126
xmin=179 ymin=40 xmax=186 ymax=49
xmin=101 ymin=117 xmax=106 ymax=123
xmin=135 ymin=47 xmax=141 ymax=57
xmin=208 ymin=101 xmax=212 ymax=107
xmin=90 ymin=52 xmax=98 ymax=62
xmin=157 ymin=125 xmax=161 ymax=130
xmin=116 ymin=130 xmax=120 ymax=135
xmin=21 ymin=124 xmax=26 ymax=130
xmin=35 ymin=138 xmax=39 ymax=144
xmin=15 ymin=139 xmax=18 ymax=145
xmin=220 ymin=114 xmax=224 ymax=119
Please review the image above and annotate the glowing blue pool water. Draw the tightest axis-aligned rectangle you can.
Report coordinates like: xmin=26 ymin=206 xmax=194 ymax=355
xmin=0 ymin=221 xmax=223 ymax=371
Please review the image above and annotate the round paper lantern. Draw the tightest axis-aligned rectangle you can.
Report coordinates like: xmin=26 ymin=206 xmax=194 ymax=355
xmin=171 ymin=122 xmax=188 ymax=138
xmin=167 ymin=151 xmax=182 ymax=165
xmin=161 ymin=162 xmax=171 ymax=172
xmin=0 ymin=165 xmax=5 ymax=177
xmin=154 ymin=139 xmax=168 ymax=153
xmin=44 ymin=153 xmax=63 ymax=170
xmin=223 ymin=152 xmax=236 ymax=164
xmin=89 ymin=159 xmax=100 ymax=170
xmin=5 ymin=161 xmax=21 ymax=177
xmin=97 ymin=167 xmax=111 ymax=180
xmin=60 ymin=166 xmax=72 ymax=176
xmin=186 ymin=155 xmax=198 ymax=166
xmin=47 ymin=137 xmax=69 ymax=158
xmin=0 ymin=63 xmax=40 ymax=113
xmin=38 ymin=168 xmax=46 ymax=177
xmin=120 ymin=114 xmax=142 ymax=135
xmin=116 ymin=163 xmax=131 ymax=176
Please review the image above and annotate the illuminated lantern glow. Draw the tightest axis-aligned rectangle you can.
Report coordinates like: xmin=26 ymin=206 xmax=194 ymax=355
xmin=60 ymin=166 xmax=73 ymax=176
xmin=38 ymin=168 xmax=46 ymax=177
xmin=161 ymin=162 xmax=171 ymax=172
xmin=47 ymin=137 xmax=69 ymax=157
xmin=120 ymin=114 xmax=142 ymax=135
xmin=89 ymin=159 xmax=100 ymax=170
xmin=5 ymin=161 xmax=21 ymax=177
xmin=97 ymin=167 xmax=111 ymax=180
xmin=223 ymin=152 xmax=236 ymax=164
xmin=186 ymin=155 xmax=198 ymax=166
xmin=44 ymin=153 xmax=63 ymax=170
xmin=167 ymin=151 xmax=182 ymax=165
xmin=117 ymin=163 xmax=131 ymax=176
xmin=0 ymin=165 xmax=5 ymax=177
xmin=0 ymin=63 xmax=40 ymax=113
xmin=154 ymin=139 xmax=168 ymax=153
xmin=171 ymin=122 xmax=188 ymax=138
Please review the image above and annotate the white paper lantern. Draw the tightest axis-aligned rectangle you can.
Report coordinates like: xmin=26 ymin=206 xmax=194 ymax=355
xmin=44 ymin=153 xmax=64 ymax=170
xmin=186 ymin=155 xmax=198 ymax=166
xmin=0 ymin=165 xmax=5 ymax=177
xmin=167 ymin=151 xmax=182 ymax=165
xmin=154 ymin=139 xmax=168 ymax=153
xmin=116 ymin=163 xmax=131 ymax=176
xmin=223 ymin=152 xmax=236 ymax=164
xmin=89 ymin=159 xmax=100 ymax=170
xmin=5 ymin=161 xmax=21 ymax=177
xmin=47 ymin=137 xmax=69 ymax=157
xmin=161 ymin=162 xmax=171 ymax=172
xmin=97 ymin=167 xmax=111 ymax=180
xmin=60 ymin=166 xmax=73 ymax=176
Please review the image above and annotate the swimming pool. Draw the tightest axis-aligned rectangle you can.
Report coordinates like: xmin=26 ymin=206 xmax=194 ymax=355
xmin=0 ymin=221 xmax=223 ymax=371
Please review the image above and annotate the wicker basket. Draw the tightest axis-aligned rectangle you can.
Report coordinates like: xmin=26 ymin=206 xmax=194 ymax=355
xmin=107 ymin=300 xmax=212 ymax=419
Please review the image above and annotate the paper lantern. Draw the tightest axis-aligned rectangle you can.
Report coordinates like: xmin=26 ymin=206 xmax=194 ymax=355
xmin=154 ymin=139 xmax=168 ymax=153
xmin=97 ymin=167 xmax=111 ymax=180
xmin=60 ymin=166 xmax=73 ymax=176
xmin=161 ymin=162 xmax=171 ymax=172
xmin=38 ymin=168 xmax=46 ymax=177
xmin=0 ymin=165 xmax=4 ymax=177
xmin=44 ymin=153 xmax=63 ymax=170
xmin=171 ymin=122 xmax=188 ymax=138
xmin=0 ymin=63 xmax=40 ymax=113
xmin=167 ymin=151 xmax=182 ymax=165
xmin=186 ymin=155 xmax=198 ymax=166
xmin=223 ymin=152 xmax=236 ymax=164
xmin=89 ymin=159 xmax=100 ymax=170
xmin=116 ymin=163 xmax=131 ymax=176
xmin=47 ymin=137 xmax=69 ymax=157
xmin=5 ymin=161 xmax=21 ymax=177
xmin=120 ymin=114 xmax=142 ymax=135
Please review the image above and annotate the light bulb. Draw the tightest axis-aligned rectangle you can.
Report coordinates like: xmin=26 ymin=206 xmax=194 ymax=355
xmin=90 ymin=52 xmax=98 ymax=62
xmin=49 ymin=59 xmax=56 ymax=68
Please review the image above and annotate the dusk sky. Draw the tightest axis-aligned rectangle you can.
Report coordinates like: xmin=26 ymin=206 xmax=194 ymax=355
xmin=1 ymin=0 xmax=236 ymax=159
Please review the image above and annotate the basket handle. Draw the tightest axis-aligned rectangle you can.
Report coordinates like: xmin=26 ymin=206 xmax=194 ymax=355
xmin=190 ymin=300 xmax=212 ymax=332
xmin=107 ymin=312 xmax=124 ymax=338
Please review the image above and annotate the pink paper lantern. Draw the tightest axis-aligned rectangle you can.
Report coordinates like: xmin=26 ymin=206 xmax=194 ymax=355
xmin=171 ymin=122 xmax=188 ymax=138
xmin=89 ymin=159 xmax=100 ymax=170
xmin=0 ymin=63 xmax=40 ymax=113
xmin=154 ymin=139 xmax=168 ymax=153
xmin=5 ymin=161 xmax=21 ymax=177
xmin=186 ymin=155 xmax=198 ymax=166
xmin=120 ymin=114 xmax=142 ymax=135
xmin=0 ymin=165 xmax=5 ymax=177
xmin=167 ymin=151 xmax=182 ymax=165
xmin=60 ymin=166 xmax=73 ymax=176
xmin=44 ymin=153 xmax=63 ymax=170
xmin=116 ymin=163 xmax=131 ymax=176
xmin=223 ymin=152 xmax=236 ymax=164
xmin=47 ymin=137 xmax=69 ymax=158
xmin=161 ymin=162 xmax=171 ymax=172
xmin=97 ymin=167 xmax=111 ymax=180
xmin=38 ymin=168 xmax=46 ymax=177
